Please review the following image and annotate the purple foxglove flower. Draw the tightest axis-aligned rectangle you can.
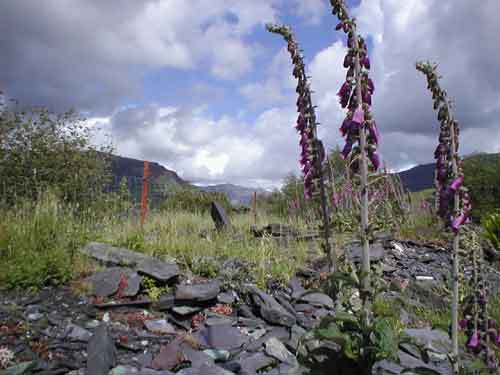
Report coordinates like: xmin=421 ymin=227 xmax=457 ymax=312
xmin=420 ymin=200 xmax=429 ymax=210
xmin=452 ymin=213 xmax=466 ymax=232
xmin=293 ymin=65 xmax=301 ymax=78
xmin=467 ymin=332 xmax=480 ymax=349
xmin=341 ymin=141 xmax=353 ymax=159
xmin=299 ymin=134 xmax=309 ymax=147
xmin=340 ymin=116 xmax=351 ymax=136
xmin=449 ymin=175 xmax=464 ymax=192
xmin=342 ymin=23 xmax=349 ymax=33
xmin=369 ymin=151 xmax=381 ymax=170
xmin=338 ymin=81 xmax=350 ymax=96
xmin=304 ymin=188 xmax=312 ymax=200
xmin=362 ymin=57 xmax=370 ymax=70
xmin=335 ymin=22 xmax=343 ymax=30
xmin=437 ymin=167 xmax=448 ymax=182
xmin=459 ymin=319 xmax=468 ymax=329
xmin=367 ymin=78 xmax=375 ymax=94
xmin=295 ymin=114 xmax=306 ymax=132
xmin=352 ymin=107 xmax=364 ymax=124
xmin=362 ymin=91 xmax=372 ymax=105
xmin=343 ymin=54 xmax=353 ymax=68
xmin=346 ymin=67 xmax=354 ymax=79
xmin=368 ymin=121 xmax=380 ymax=145
xmin=317 ymin=140 xmax=325 ymax=162
xmin=496 ymin=333 xmax=500 ymax=347
xmin=348 ymin=37 xmax=353 ymax=48
xmin=340 ymin=93 xmax=349 ymax=108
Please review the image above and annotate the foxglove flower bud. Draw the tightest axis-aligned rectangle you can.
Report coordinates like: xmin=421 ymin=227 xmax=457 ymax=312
xmin=449 ymin=175 xmax=464 ymax=192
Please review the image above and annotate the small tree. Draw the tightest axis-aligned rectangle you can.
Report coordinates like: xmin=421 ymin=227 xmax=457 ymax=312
xmin=0 ymin=106 xmax=112 ymax=209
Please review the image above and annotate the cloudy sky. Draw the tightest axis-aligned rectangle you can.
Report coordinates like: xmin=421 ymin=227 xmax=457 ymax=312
xmin=1 ymin=0 xmax=499 ymax=188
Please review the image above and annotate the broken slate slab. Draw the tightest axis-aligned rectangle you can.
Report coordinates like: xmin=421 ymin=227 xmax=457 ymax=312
xmin=152 ymin=339 xmax=185 ymax=371
xmin=64 ymin=323 xmax=92 ymax=342
xmin=86 ymin=324 xmax=117 ymax=375
xmin=211 ymin=201 xmax=231 ymax=231
xmin=195 ymin=324 xmax=249 ymax=350
xmin=144 ymin=319 xmax=176 ymax=335
xmin=137 ymin=258 xmax=179 ymax=283
xmin=177 ymin=362 xmax=235 ymax=375
xmin=79 ymin=242 xmax=150 ymax=266
xmin=264 ymin=337 xmax=297 ymax=365
xmin=86 ymin=267 xmax=142 ymax=297
xmin=248 ymin=286 xmax=296 ymax=327
xmin=175 ymin=280 xmax=221 ymax=303
xmin=298 ymin=292 xmax=334 ymax=310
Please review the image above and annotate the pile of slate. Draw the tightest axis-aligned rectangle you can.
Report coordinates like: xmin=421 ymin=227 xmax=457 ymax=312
xmin=1 ymin=238 xmax=499 ymax=375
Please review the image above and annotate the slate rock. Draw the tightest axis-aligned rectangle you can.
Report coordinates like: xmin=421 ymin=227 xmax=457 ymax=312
xmin=211 ymin=201 xmax=231 ymax=231
xmin=403 ymin=328 xmax=451 ymax=355
xmin=137 ymin=259 xmax=179 ymax=283
xmin=86 ymin=324 xmax=117 ymax=375
xmin=245 ymin=327 xmax=290 ymax=352
xmin=144 ymin=319 xmax=176 ymax=335
xmin=236 ymin=352 xmax=276 ymax=374
xmin=298 ymin=293 xmax=334 ymax=309
xmin=196 ymin=324 xmax=248 ymax=350
xmin=175 ymin=281 xmax=221 ymax=303
xmin=217 ymin=292 xmax=236 ymax=305
xmin=248 ymin=286 xmax=296 ymax=327
xmin=152 ymin=339 xmax=184 ymax=371
xmin=157 ymin=293 xmax=175 ymax=311
xmin=79 ymin=242 xmax=150 ymax=267
xmin=288 ymin=278 xmax=306 ymax=300
xmin=287 ymin=325 xmax=306 ymax=353
xmin=171 ymin=306 xmax=202 ymax=316
xmin=180 ymin=343 xmax=215 ymax=368
xmin=86 ymin=268 xmax=124 ymax=297
xmin=264 ymin=337 xmax=297 ymax=365
xmin=64 ymin=323 xmax=92 ymax=342
xmin=373 ymin=349 xmax=451 ymax=375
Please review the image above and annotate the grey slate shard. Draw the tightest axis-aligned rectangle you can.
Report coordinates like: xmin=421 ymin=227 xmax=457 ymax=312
xmin=86 ymin=324 xmax=117 ymax=375
xmin=79 ymin=242 xmax=151 ymax=267
xmin=248 ymin=286 xmax=296 ymax=327
xmin=175 ymin=280 xmax=221 ymax=303
xmin=137 ymin=258 xmax=179 ymax=283
xmin=210 ymin=201 xmax=231 ymax=231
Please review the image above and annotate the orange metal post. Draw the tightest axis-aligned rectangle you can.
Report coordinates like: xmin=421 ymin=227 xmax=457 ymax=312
xmin=140 ymin=161 xmax=150 ymax=228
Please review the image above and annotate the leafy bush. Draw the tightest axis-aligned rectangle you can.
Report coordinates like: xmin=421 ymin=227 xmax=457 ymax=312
xmin=0 ymin=107 xmax=112 ymax=209
xmin=159 ymin=187 xmax=231 ymax=214
xmin=483 ymin=210 xmax=500 ymax=251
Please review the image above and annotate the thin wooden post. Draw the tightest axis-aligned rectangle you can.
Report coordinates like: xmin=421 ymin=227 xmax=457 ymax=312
xmin=140 ymin=161 xmax=150 ymax=228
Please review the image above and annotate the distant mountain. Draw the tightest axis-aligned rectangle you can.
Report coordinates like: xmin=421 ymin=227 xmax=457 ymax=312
xmin=396 ymin=163 xmax=435 ymax=192
xmin=198 ymin=184 xmax=270 ymax=206
xmin=396 ymin=152 xmax=500 ymax=192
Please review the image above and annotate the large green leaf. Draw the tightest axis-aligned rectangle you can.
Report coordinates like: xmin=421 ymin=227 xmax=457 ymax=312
xmin=333 ymin=311 xmax=361 ymax=330
xmin=328 ymin=271 xmax=359 ymax=288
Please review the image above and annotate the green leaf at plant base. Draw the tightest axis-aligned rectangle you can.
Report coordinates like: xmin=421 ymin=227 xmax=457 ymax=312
xmin=315 ymin=322 xmax=348 ymax=346
xmin=328 ymin=271 xmax=360 ymax=288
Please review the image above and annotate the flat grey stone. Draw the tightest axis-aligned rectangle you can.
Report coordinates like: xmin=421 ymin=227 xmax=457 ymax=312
xmin=196 ymin=324 xmax=248 ymax=350
xmin=157 ymin=293 xmax=175 ymax=310
xmin=403 ymin=328 xmax=451 ymax=355
xmin=298 ymin=293 xmax=334 ymax=309
xmin=65 ymin=323 xmax=92 ymax=342
xmin=175 ymin=280 xmax=221 ymax=302
xmin=211 ymin=201 xmax=231 ymax=231
xmin=236 ymin=352 xmax=277 ymax=374
xmin=79 ymin=242 xmax=150 ymax=266
xmin=248 ymin=286 xmax=296 ymax=327
xmin=86 ymin=267 xmax=123 ymax=297
xmin=264 ymin=337 xmax=297 ymax=365
xmin=345 ymin=241 xmax=385 ymax=263
xmin=86 ymin=324 xmax=116 ymax=375
xmin=144 ymin=319 xmax=176 ymax=335
xmin=137 ymin=258 xmax=179 ymax=282
xmin=217 ymin=292 xmax=236 ymax=305
xmin=171 ymin=306 xmax=202 ymax=316
xmin=180 ymin=343 xmax=215 ymax=368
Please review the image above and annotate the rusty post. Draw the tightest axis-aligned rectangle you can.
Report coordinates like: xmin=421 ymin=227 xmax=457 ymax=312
xmin=140 ymin=161 xmax=150 ymax=228
xmin=253 ymin=191 xmax=257 ymax=226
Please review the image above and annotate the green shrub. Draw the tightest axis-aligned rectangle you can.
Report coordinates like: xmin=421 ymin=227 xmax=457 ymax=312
xmin=159 ymin=187 xmax=231 ymax=214
xmin=483 ymin=209 xmax=500 ymax=250
xmin=0 ymin=193 xmax=90 ymax=289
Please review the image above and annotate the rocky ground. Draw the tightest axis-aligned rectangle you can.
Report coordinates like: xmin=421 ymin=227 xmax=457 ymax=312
xmin=1 ymin=235 xmax=499 ymax=375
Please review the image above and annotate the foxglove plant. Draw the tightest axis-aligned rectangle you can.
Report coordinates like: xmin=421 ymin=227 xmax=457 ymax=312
xmin=416 ymin=61 xmax=471 ymax=374
xmin=266 ymin=24 xmax=337 ymax=272
xmin=330 ymin=0 xmax=380 ymax=320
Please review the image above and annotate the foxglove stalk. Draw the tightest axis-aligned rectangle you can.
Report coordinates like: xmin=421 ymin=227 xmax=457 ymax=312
xmin=331 ymin=0 xmax=380 ymax=324
xmin=267 ymin=23 xmax=337 ymax=272
xmin=417 ymin=61 xmax=471 ymax=374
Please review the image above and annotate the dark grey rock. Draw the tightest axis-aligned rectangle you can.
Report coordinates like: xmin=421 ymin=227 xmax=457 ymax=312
xmin=287 ymin=325 xmax=306 ymax=353
xmin=144 ymin=319 xmax=176 ymax=335
xmin=196 ymin=324 xmax=248 ymax=350
xmin=248 ymin=286 xmax=296 ymax=327
xmin=175 ymin=280 xmax=221 ymax=302
xmin=245 ymin=327 xmax=290 ymax=352
xmin=298 ymin=293 xmax=334 ymax=309
xmin=180 ymin=343 xmax=215 ymax=368
xmin=373 ymin=349 xmax=450 ymax=375
xmin=264 ymin=337 xmax=297 ymax=365
xmin=211 ymin=201 xmax=231 ymax=231
xmin=64 ymin=323 xmax=92 ymax=342
xmin=86 ymin=324 xmax=116 ymax=375
xmin=158 ymin=293 xmax=175 ymax=311
xmin=236 ymin=352 xmax=276 ymax=374
xmin=79 ymin=242 xmax=150 ymax=267
xmin=403 ymin=328 xmax=451 ymax=355
xmin=177 ymin=362 xmax=235 ymax=375
xmin=288 ymin=278 xmax=306 ymax=300
xmin=85 ymin=268 xmax=127 ymax=297
xmin=171 ymin=306 xmax=202 ymax=316
xmin=137 ymin=259 xmax=179 ymax=283
xmin=217 ymin=292 xmax=237 ymax=305
xmin=123 ymin=271 xmax=142 ymax=297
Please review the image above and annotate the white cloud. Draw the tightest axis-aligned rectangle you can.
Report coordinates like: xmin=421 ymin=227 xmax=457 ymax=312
xmin=292 ymin=0 xmax=327 ymax=25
